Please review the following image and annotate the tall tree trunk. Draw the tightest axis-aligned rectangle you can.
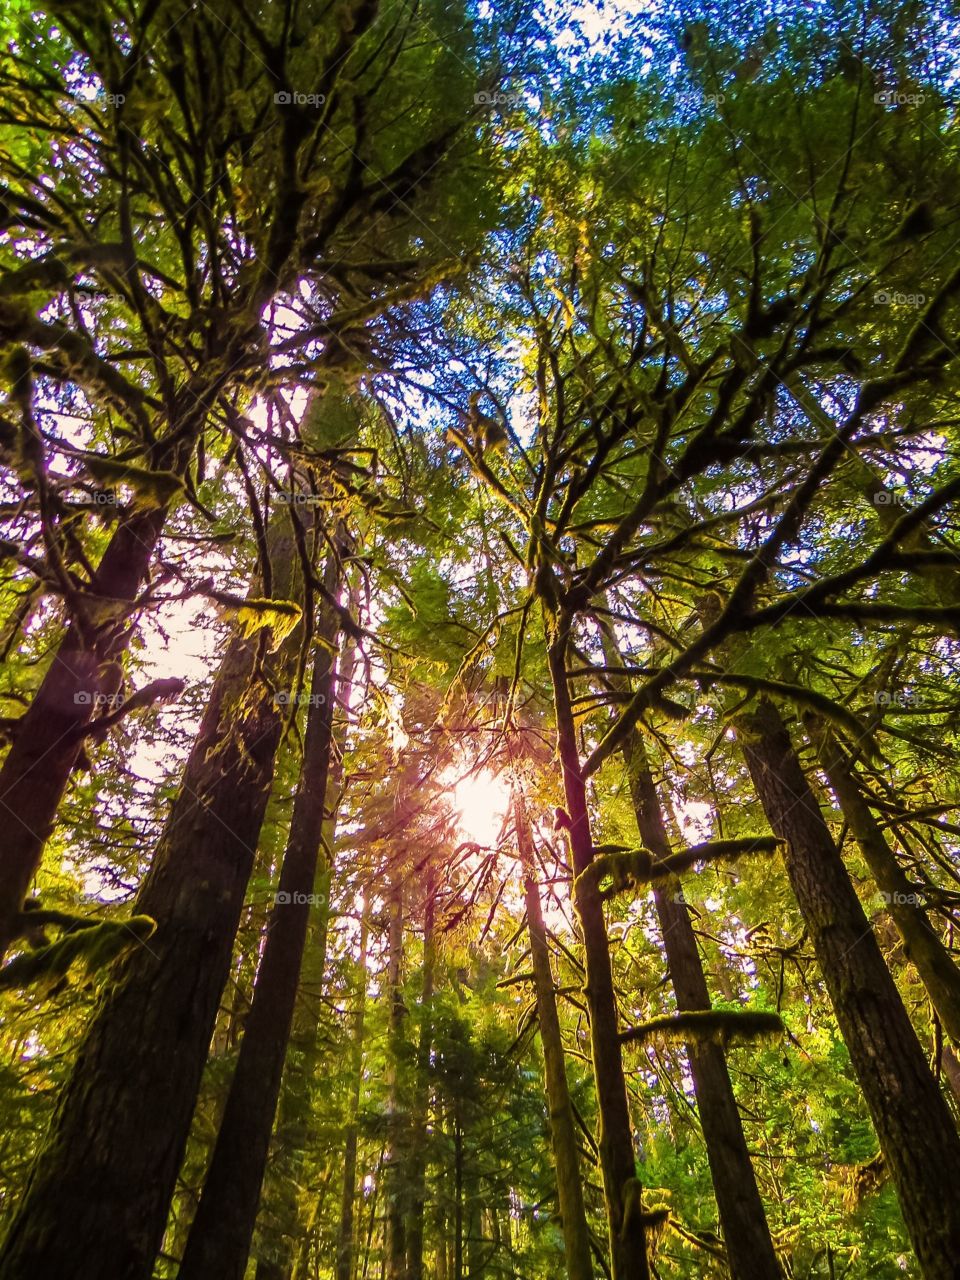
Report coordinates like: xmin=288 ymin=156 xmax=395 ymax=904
xmin=177 ymin=577 xmax=342 ymax=1280
xmin=385 ymin=877 xmax=408 ymax=1280
xmin=0 ymin=366 xmax=226 ymax=958
xmin=546 ymin=625 xmax=650 ymax=1280
xmin=406 ymin=886 xmax=436 ymax=1280
xmin=433 ymin=1198 xmax=450 ymax=1280
xmin=621 ymin=728 xmax=782 ymax=1280
xmin=0 ymin=504 xmax=167 ymax=953
xmin=809 ymin=718 xmax=960 ymax=1044
xmin=359 ymin=1150 xmax=382 ymax=1280
xmin=257 ymin=609 xmax=359 ymax=1278
xmin=738 ymin=698 xmax=960 ymax=1279
xmin=464 ymin=1162 xmax=483 ymax=1280
xmin=512 ymin=782 xmax=594 ymax=1280
xmin=453 ymin=1110 xmax=464 ymax=1280
xmin=597 ymin=618 xmax=779 ymax=1276
xmin=0 ymin=522 xmax=305 ymax=1280
xmin=297 ymin=605 xmax=358 ymax=1037
xmin=336 ymin=894 xmax=370 ymax=1280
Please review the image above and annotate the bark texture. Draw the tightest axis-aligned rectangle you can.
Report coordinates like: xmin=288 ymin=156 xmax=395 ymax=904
xmin=177 ymin=591 xmax=341 ymax=1280
xmin=546 ymin=628 xmax=649 ymax=1280
xmin=0 ymin=528 xmax=303 ymax=1280
xmin=809 ymin=718 xmax=960 ymax=1045
xmin=739 ymin=699 xmax=960 ymax=1280
xmin=514 ymin=784 xmax=594 ymax=1280
xmin=622 ymin=729 xmax=782 ymax=1280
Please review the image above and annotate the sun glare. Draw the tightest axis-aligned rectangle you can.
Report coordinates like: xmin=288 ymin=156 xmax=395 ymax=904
xmin=450 ymin=770 xmax=512 ymax=847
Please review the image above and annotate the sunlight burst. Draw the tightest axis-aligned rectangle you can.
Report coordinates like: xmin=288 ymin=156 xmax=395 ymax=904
xmin=449 ymin=770 xmax=513 ymax=847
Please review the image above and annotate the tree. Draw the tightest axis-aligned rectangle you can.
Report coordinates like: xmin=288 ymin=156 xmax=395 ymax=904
xmin=177 ymin=553 xmax=344 ymax=1280
xmin=0 ymin=0 xmax=495 ymax=954
xmin=739 ymin=698 xmax=960 ymax=1278
xmin=0 ymin=509 xmax=310 ymax=1280
xmin=511 ymin=758 xmax=594 ymax=1280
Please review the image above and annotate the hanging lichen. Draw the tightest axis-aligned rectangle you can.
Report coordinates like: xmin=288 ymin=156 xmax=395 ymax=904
xmin=0 ymin=915 xmax=157 ymax=994
xmin=210 ymin=592 xmax=303 ymax=650
xmin=575 ymin=836 xmax=782 ymax=899
xmin=75 ymin=452 xmax=186 ymax=510
xmin=619 ymin=1009 xmax=785 ymax=1050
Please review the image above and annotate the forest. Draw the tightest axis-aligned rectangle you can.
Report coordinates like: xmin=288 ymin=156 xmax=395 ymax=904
xmin=1 ymin=0 xmax=960 ymax=1277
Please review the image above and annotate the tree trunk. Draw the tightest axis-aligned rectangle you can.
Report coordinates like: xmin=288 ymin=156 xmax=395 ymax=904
xmin=621 ymin=728 xmax=781 ymax=1280
xmin=454 ymin=1111 xmax=464 ymax=1280
xmin=0 ymin=368 xmax=226 ymax=960
xmin=0 ymin=524 xmax=305 ymax=1280
xmin=464 ymin=1163 xmax=483 ymax=1280
xmin=257 ymin=607 xmax=359 ymax=1278
xmin=177 ymin=581 xmax=341 ymax=1280
xmin=297 ymin=605 xmax=358 ymax=1038
xmin=336 ymin=895 xmax=370 ymax=1280
xmin=434 ymin=1198 xmax=450 ymax=1280
xmin=406 ymin=887 xmax=436 ymax=1280
xmin=546 ymin=627 xmax=650 ymax=1280
xmin=0 ymin=505 xmax=167 ymax=953
xmin=513 ymin=783 xmax=594 ymax=1280
xmin=809 ymin=719 xmax=960 ymax=1045
xmin=385 ymin=878 xmax=408 ymax=1280
xmin=738 ymin=698 xmax=960 ymax=1280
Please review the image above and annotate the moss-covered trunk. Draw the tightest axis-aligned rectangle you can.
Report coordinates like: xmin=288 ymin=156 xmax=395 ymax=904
xmin=258 ymin=607 xmax=358 ymax=1277
xmin=739 ymin=698 xmax=960 ymax=1280
xmin=406 ymin=887 xmax=436 ymax=1280
xmin=809 ymin=719 xmax=960 ymax=1045
xmin=514 ymin=783 xmax=594 ymax=1280
xmin=622 ymin=729 xmax=781 ymax=1280
xmin=0 ymin=523 xmax=304 ymax=1280
xmin=177 ymin=583 xmax=341 ymax=1280
xmin=334 ymin=895 xmax=369 ymax=1280
xmin=384 ymin=877 xmax=408 ymax=1280
xmin=0 ymin=505 xmax=168 ymax=954
xmin=546 ymin=626 xmax=650 ymax=1280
